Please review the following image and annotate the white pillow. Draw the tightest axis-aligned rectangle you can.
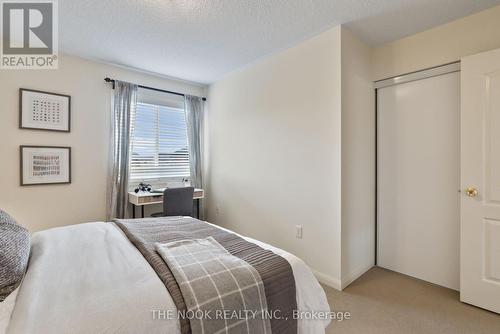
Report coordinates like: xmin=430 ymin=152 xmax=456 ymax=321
xmin=0 ymin=287 xmax=18 ymax=334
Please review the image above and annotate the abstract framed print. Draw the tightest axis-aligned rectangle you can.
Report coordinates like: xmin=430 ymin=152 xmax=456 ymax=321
xmin=20 ymin=146 xmax=71 ymax=186
xmin=19 ymin=89 xmax=71 ymax=132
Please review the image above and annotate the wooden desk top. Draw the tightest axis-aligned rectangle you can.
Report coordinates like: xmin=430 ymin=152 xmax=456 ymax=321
xmin=128 ymin=188 xmax=204 ymax=206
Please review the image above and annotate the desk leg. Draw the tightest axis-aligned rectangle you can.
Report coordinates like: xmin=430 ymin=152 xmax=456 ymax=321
xmin=141 ymin=205 xmax=145 ymax=218
xmin=196 ymin=199 xmax=200 ymax=219
xmin=132 ymin=205 xmax=136 ymax=218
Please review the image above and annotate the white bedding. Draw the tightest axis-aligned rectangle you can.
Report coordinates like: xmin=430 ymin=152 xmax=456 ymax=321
xmin=6 ymin=221 xmax=330 ymax=334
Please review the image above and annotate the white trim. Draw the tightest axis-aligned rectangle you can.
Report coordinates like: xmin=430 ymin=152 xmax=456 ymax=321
xmin=374 ymin=62 xmax=460 ymax=89
xmin=340 ymin=264 xmax=374 ymax=290
xmin=312 ymin=270 xmax=342 ymax=291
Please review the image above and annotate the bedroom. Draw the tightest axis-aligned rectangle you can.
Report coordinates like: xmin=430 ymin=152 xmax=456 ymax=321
xmin=1 ymin=0 xmax=500 ymax=333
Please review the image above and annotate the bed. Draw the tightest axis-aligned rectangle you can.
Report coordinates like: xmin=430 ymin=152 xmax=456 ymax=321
xmin=3 ymin=218 xmax=330 ymax=334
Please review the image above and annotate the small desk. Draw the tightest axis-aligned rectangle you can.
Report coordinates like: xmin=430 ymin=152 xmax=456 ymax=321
xmin=128 ymin=188 xmax=204 ymax=218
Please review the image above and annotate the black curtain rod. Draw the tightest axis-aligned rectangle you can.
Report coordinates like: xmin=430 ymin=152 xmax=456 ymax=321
xmin=104 ymin=77 xmax=206 ymax=101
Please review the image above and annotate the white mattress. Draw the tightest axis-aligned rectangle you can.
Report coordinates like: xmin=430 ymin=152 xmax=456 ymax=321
xmin=6 ymin=221 xmax=330 ymax=334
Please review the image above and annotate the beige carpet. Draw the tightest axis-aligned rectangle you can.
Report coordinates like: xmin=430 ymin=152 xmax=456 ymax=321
xmin=324 ymin=267 xmax=500 ymax=334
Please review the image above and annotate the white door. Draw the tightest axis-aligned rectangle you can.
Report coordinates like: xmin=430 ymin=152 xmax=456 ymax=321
xmin=461 ymin=48 xmax=500 ymax=313
xmin=377 ymin=70 xmax=460 ymax=290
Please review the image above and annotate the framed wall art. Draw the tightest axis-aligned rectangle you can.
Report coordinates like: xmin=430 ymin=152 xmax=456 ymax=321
xmin=19 ymin=89 xmax=71 ymax=132
xmin=20 ymin=146 xmax=71 ymax=186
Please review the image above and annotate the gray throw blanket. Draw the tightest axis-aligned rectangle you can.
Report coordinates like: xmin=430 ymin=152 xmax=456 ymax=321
xmin=114 ymin=217 xmax=297 ymax=334
xmin=156 ymin=237 xmax=272 ymax=334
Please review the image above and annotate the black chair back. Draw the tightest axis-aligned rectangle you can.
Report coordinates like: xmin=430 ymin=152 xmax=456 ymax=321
xmin=162 ymin=187 xmax=194 ymax=217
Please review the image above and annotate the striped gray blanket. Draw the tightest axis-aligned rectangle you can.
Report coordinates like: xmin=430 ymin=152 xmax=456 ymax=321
xmin=114 ymin=217 xmax=297 ymax=334
xmin=156 ymin=237 xmax=272 ymax=334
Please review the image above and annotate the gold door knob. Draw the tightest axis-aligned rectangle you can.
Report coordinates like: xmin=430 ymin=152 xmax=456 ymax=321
xmin=465 ymin=187 xmax=479 ymax=197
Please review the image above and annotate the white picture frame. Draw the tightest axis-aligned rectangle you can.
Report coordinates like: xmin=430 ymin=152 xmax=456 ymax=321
xmin=20 ymin=146 xmax=71 ymax=186
xmin=20 ymin=89 xmax=71 ymax=132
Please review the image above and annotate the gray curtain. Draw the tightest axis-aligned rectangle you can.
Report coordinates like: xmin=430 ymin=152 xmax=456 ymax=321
xmin=185 ymin=95 xmax=205 ymax=219
xmin=107 ymin=81 xmax=138 ymax=220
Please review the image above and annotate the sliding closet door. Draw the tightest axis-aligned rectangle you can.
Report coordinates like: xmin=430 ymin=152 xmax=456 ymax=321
xmin=377 ymin=71 xmax=460 ymax=290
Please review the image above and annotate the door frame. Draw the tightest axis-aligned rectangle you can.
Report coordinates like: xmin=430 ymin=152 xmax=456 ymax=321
xmin=373 ymin=61 xmax=461 ymax=265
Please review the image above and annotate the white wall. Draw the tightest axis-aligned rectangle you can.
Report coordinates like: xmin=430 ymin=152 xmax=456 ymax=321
xmin=340 ymin=28 xmax=375 ymax=288
xmin=205 ymin=4 xmax=500 ymax=291
xmin=0 ymin=54 xmax=204 ymax=232
xmin=206 ymin=27 xmax=343 ymax=287
xmin=372 ymin=5 xmax=500 ymax=80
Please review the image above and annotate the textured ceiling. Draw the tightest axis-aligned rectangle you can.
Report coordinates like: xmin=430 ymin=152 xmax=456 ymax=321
xmin=59 ymin=0 xmax=500 ymax=84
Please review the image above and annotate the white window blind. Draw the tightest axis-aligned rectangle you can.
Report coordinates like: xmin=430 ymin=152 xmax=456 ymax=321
xmin=129 ymin=94 xmax=190 ymax=180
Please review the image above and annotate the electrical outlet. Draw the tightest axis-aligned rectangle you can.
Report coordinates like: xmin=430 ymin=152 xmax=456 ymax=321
xmin=215 ymin=206 xmax=220 ymax=217
xmin=296 ymin=225 xmax=303 ymax=239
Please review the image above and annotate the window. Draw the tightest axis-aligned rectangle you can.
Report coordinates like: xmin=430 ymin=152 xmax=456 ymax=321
xmin=129 ymin=90 xmax=190 ymax=183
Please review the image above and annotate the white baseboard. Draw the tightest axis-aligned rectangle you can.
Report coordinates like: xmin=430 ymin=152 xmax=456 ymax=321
xmin=340 ymin=263 xmax=374 ymax=290
xmin=312 ymin=264 xmax=374 ymax=291
xmin=312 ymin=270 xmax=342 ymax=291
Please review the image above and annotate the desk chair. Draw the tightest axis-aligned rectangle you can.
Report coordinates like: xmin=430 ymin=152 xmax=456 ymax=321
xmin=151 ymin=187 xmax=194 ymax=217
